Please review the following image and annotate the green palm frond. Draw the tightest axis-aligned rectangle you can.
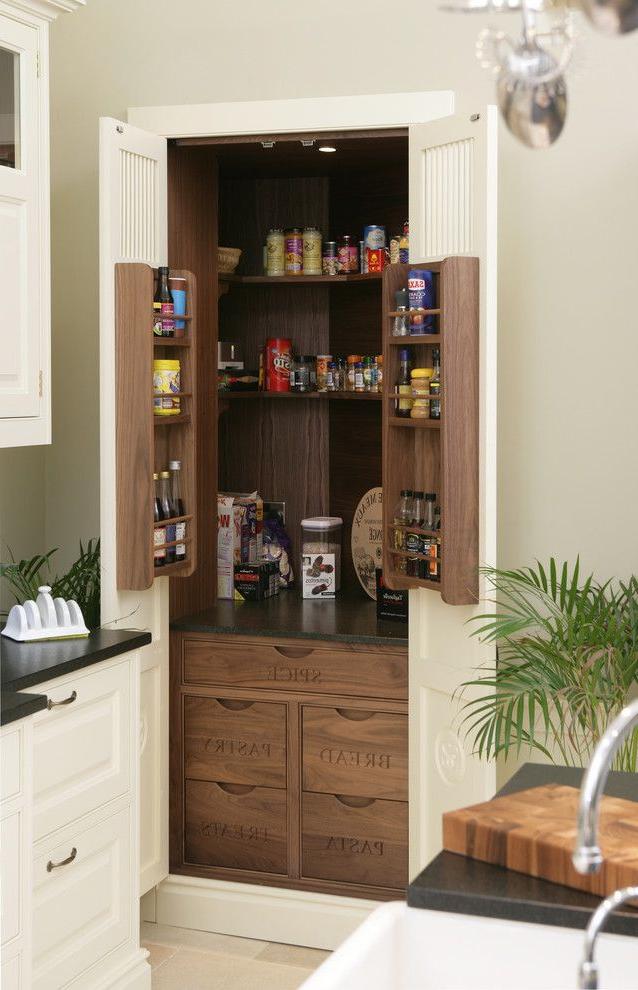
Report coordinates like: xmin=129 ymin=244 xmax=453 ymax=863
xmin=1 ymin=539 xmax=101 ymax=629
xmin=459 ymin=558 xmax=638 ymax=771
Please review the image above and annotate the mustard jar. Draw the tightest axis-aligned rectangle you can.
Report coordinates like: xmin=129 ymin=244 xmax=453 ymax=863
xmin=410 ymin=367 xmax=433 ymax=419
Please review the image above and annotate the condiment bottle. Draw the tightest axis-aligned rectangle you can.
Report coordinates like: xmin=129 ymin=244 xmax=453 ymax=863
xmin=412 ymin=491 xmax=425 ymax=527
xmin=429 ymin=346 xmax=441 ymax=420
xmin=169 ymin=460 xmax=186 ymax=562
xmin=393 ymin=489 xmax=414 ymax=575
xmin=159 ymin=470 xmax=174 ymax=563
xmin=396 ymin=348 xmax=412 ymax=417
xmin=154 ymin=266 xmax=174 ymax=337
xmin=410 ymin=368 xmax=433 ymax=419
xmin=393 ymin=288 xmax=409 ymax=336
xmin=153 ymin=473 xmax=166 ymax=567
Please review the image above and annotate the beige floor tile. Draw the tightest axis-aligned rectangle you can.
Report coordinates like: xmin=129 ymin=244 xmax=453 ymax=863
xmin=141 ymin=921 xmax=266 ymax=958
xmin=150 ymin=948 xmax=313 ymax=990
xmin=142 ymin=941 xmax=178 ymax=970
xmin=256 ymin=942 xmax=330 ymax=969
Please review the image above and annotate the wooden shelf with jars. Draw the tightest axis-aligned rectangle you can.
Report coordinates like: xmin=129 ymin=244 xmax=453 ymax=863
xmin=115 ymin=263 xmax=198 ymax=590
xmin=381 ymin=258 xmax=479 ymax=605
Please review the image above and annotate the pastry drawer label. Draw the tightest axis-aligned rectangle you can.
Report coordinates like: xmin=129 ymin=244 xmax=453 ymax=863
xmin=325 ymin=835 xmax=384 ymax=856
xmin=205 ymin=737 xmax=275 ymax=759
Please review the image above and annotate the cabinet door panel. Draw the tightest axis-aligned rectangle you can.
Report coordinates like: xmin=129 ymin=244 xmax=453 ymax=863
xmin=1 ymin=809 xmax=22 ymax=945
xmin=32 ymin=807 xmax=131 ymax=990
xmin=32 ymin=662 xmax=131 ymax=839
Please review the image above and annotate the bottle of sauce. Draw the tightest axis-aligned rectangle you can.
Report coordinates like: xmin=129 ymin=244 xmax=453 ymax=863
xmin=395 ymin=348 xmax=413 ymax=417
xmin=393 ymin=489 xmax=414 ymax=575
xmin=430 ymin=346 xmax=441 ymax=420
xmin=153 ymin=473 xmax=166 ymax=567
xmin=169 ymin=460 xmax=186 ymax=562
xmin=154 ymin=267 xmax=175 ymax=337
xmin=159 ymin=470 xmax=174 ymax=563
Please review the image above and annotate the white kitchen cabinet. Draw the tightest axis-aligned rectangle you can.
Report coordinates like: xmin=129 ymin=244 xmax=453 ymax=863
xmin=0 ymin=0 xmax=83 ymax=448
xmin=2 ymin=651 xmax=151 ymax=989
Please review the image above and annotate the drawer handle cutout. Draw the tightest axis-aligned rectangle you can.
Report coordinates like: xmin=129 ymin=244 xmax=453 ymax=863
xmin=335 ymin=795 xmax=376 ymax=809
xmin=217 ymin=699 xmax=255 ymax=712
xmin=216 ymin=782 xmax=256 ymax=796
xmin=47 ymin=690 xmax=77 ymax=710
xmin=47 ymin=847 xmax=77 ymax=872
xmin=335 ymin=708 xmax=375 ymax=722
xmin=274 ymin=645 xmax=313 ymax=660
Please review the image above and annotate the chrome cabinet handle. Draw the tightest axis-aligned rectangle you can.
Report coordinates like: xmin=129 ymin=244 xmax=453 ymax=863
xmin=47 ymin=690 xmax=77 ymax=710
xmin=47 ymin=847 xmax=77 ymax=872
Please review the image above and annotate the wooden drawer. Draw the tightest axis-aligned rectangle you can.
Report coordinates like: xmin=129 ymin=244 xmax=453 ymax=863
xmin=302 ymin=791 xmax=408 ymax=890
xmin=32 ymin=806 xmax=131 ymax=990
xmin=183 ymin=637 xmax=407 ymax=700
xmin=32 ymin=661 xmax=131 ymax=840
xmin=185 ymin=778 xmax=287 ymax=875
xmin=184 ymin=695 xmax=286 ymax=788
xmin=303 ymin=706 xmax=408 ymax=801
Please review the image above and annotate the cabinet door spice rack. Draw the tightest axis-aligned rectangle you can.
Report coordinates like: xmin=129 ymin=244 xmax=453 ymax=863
xmin=115 ymin=263 xmax=198 ymax=590
xmin=382 ymin=257 xmax=479 ymax=605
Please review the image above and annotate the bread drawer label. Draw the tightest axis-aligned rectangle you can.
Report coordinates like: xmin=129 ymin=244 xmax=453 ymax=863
xmin=320 ymin=747 xmax=392 ymax=770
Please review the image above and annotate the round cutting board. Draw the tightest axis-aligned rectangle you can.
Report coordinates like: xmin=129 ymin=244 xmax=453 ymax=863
xmin=351 ymin=487 xmax=383 ymax=600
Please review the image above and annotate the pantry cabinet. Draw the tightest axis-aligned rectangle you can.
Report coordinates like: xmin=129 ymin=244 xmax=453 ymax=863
xmin=101 ymin=98 xmax=497 ymax=932
xmin=0 ymin=0 xmax=83 ymax=448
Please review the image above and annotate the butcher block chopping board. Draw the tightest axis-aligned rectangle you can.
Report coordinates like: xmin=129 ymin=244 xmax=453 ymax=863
xmin=443 ymin=783 xmax=638 ymax=899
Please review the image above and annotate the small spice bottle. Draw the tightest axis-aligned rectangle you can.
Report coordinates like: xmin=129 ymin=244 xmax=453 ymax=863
xmin=346 ymin=355 xmax=361 ymax=391
xmin=354 ymin=361 xmax=365 ymax=393
xmin=376 ymin=355 xmax=383 ymax=390
xmin=326 ymin=361 xmax=337 ymax=391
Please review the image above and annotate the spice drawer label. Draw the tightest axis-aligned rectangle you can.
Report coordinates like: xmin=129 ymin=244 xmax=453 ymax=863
xmin=266 ymin=664 xmax=321 ymax=684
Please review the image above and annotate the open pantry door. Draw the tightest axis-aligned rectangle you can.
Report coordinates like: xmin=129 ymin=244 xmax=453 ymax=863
xmin=407 ymin=108 xmax=498 ymax=874
xmin=99 ymin=117 xmax=169 ymax=896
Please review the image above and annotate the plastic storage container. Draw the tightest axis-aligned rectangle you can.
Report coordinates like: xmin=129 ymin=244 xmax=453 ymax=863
xmin=301 ymin=516 xmax=343 ymax=599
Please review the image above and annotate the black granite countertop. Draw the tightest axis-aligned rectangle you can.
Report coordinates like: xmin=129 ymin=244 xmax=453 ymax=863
xmin=1 ymin=690 xmax=48 ymax=726
xmin=408 ymin=762 xmax=638 ymax=937
xmin=171 ymin=586 xmax=408 ymax=647
xmin=1 ymin=629 xmax=152 ymax=722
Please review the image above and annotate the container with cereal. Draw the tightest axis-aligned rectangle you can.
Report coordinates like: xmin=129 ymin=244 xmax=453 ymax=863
xmin=301 ymin=516 xmax=342 ymax=599
xmin=153 ymin=359 xmax=181 ymax=416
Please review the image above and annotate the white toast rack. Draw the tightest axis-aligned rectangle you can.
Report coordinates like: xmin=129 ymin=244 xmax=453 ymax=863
xmin=1 ymin=586 xmax=89 ymax=642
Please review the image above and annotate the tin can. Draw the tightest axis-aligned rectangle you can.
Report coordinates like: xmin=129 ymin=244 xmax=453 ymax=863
xmin=265 ymin=338 xmax=292 ymax=391
xmin=284 ymin=228 xmax=303 ymax=276
xmin=338 ymin=235 xmax=358 ymax=274
xmin=316 ymin=354 xmax=333 ymax=392
xmin=153 ymin=359 xmax=181 ymax=416
xmin=363 ymin=225 xmax=386 ymax=250
xmin=322 ymin=241 xmax=338 ymax=276
xmin=408 ymin=268 xmax=435 ymax=333
xmin=366 ymin=247 xmax=386 ymax=273
xmin=303 ymin=227 xmax=322 ymax=275
xmin=266 ymin=228 xmax=285 ymax=276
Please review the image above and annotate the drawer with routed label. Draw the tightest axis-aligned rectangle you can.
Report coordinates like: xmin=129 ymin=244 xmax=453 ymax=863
xmin=302 ymin=791 xmax=408 ymax=890
xmin=302 ymin=706 xmax=408 ymax=801
xmin=182 ymin=637 xmax=407 ymax=700
xmin=184 ymin=779 xmax=287 ymax=875
xmin=183 ymin=695 xmax=286 ymax=788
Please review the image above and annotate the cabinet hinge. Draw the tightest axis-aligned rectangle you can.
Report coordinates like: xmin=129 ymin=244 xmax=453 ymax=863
xmin=39 ymin=370 xmax=43 ymax=397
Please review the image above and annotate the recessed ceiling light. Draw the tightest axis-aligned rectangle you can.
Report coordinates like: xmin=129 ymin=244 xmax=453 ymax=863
xmin=318 ymin=145 xmax=337 ymax=153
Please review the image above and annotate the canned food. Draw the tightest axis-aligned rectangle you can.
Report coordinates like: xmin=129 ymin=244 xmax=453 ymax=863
xmin=284 ymin=228 xmax=303 ymax=276
xmin=363 ymin=225 xmax=386 ymax=250
xmin=316 ymin=354 xmax=333 ymax=392
xmin=322 ymin=241 xmax=338 ymax=276
xmin=338 ymin=235 xmax=358 ymax=274
xmin=265 ymin=338 xmax=292 ymax=391
xmin=366 ymin=247 xmax=386 ymax=273
xmin=409 ymin=269 xmax=435 ymax=333
xmin=303 ymin=227 xmax=322 ymax=275
xmin=266 ymin=228 xmax=285 ymax=277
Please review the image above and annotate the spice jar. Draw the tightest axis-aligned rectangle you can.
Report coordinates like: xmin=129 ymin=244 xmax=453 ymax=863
xmin=322 ymin=241 xmax=339 ymax=276
xmin=410 ymin=367 xmax=433 ymax=419
xmin=291 ymin=355 xmax=312 ymax=393
xmin=316 ymin=354 xmax=333 ymax=392
xmin=326 ymin=361 xmax=337 ymax=391
xmin=153 ymin=359 xmax=181 ymax=416
xmin=346 ymin=355 xmax=361 ymax=391
xmin=303 ymin=227 xmax=322 ymax=275
xmin=354 ymin=361 xmax=365 ymax=392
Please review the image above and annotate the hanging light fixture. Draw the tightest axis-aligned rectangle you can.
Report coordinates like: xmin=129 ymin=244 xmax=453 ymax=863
xmin=442 ymin=0 xmax=638 ymax=148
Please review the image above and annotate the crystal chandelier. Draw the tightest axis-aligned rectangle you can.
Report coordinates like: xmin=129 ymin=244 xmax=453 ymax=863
xmin=442 ymin=0 xmax=638 ymax=148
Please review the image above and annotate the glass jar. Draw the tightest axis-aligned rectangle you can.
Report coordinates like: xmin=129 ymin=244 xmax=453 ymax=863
xmin=411 ymin=367 xmax=433 ymax=419
xmin=303 ymin=227 xmax=322 ymax=275
xmin=291 ymin=355 xmax=312 ymax=393
xmin=346 ymin=355 xmax=361 ymax=391
xmin=301 ymin=516 xmax=343 ymax=596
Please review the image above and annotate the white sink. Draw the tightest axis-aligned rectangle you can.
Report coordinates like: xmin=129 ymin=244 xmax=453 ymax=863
xmin=301 ymin=901 xmax=638 ymax=990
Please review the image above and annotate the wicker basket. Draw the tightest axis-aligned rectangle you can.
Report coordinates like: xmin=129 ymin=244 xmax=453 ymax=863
xmin=218 ymin=247 xmax=242 ymax=275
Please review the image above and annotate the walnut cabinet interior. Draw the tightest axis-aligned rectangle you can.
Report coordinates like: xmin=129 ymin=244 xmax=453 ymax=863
xmin=172 ymin=631 xmax=409 ymax=900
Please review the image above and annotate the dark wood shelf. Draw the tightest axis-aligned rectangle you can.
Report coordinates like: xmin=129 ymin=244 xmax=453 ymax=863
xmin=388 ymin=416 xmax=441 ymax=429
xmin=387 ymin=334 xmax=441 ymax=345
xmin=153 ymin=337 xmax=191 ymax=347
xmin=154 ymin=559 xmax=191 ymax=578
xmin=218 ymin=390 xmax=382 ymax=401
xmin=153 ymin=413 xmax=192 ymax=426
xmin=219 ymin=272 xmax=384 ymax=286
xmin=152 ymin=313 xmax=192 ymax=320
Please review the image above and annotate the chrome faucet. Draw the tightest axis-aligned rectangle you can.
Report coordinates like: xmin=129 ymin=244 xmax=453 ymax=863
xmin=572 ymin=697 xmax=638 ymax=990
xmin=577 ymin=886 xmax=638 ymax=990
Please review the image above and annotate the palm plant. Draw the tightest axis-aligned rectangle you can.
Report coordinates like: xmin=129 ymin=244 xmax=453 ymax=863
xmin=1 ymin=539 xmax=101 ymax=630
xmin=459 ymin=559 xmax=638 ymax=772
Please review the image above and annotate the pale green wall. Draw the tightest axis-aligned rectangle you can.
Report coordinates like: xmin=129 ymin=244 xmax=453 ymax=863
xmin=4 ymin=0 xmax=638 ymax=615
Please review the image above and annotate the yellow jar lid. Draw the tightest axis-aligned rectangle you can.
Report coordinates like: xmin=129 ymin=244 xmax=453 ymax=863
xmin=153 ymin=359 xmax=180 ymax=370
xmin=411 ymin=367 xmax=433 ymax=378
